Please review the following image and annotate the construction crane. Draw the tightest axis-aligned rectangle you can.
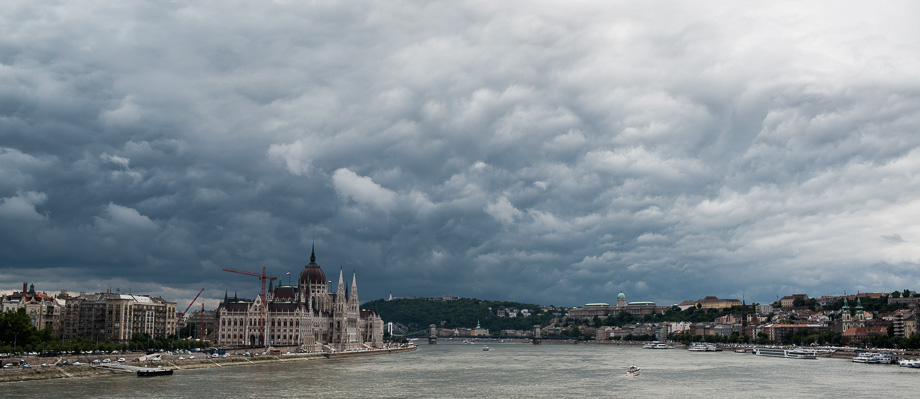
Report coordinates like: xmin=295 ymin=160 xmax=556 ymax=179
xmin=199 ymin=303 xmax=205 ymax=341
xmin=178 ymin=288 xmax=205 ymax=322
xmin=222 ymin=267 xmax=277 ymax=347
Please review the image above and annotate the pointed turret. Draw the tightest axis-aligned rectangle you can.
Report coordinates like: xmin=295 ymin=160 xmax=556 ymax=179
xmin=350 ymin=270 xmax=359 ymax=312
xmin=351 ymin=271 xmax=358 ymax=299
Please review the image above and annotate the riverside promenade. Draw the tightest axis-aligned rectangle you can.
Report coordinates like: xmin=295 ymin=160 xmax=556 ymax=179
xmin=0 ymin=345 xmax=417 ymax=383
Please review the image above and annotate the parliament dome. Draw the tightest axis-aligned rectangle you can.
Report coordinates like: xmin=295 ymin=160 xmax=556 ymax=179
xmin=299 ymin=246 xmax=327 ymax=286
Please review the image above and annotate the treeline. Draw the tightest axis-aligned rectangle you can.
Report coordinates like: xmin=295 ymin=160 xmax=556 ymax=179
xmin=0 ymin=308 xmax=210 ymax=355
xmin=362 ymin=298 xmax=556 ymax=333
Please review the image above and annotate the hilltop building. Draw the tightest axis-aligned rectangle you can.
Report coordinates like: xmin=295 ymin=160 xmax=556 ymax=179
xmin=678 ymin=296 xmax=743 ymax=310
xmin=780 ymin=294 xmax=809 ymax=309
xmin=567 ymin=292 xmax=665 ymax=320
xmin=215 ymin=246 xmax=384 ymax=351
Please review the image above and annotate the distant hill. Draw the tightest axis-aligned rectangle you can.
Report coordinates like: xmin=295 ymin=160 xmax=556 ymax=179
xmin=361 ymin=297 xmax=559 ymax=334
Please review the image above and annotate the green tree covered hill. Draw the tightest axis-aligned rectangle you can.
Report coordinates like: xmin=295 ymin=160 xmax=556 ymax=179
xmin=361 ymin=297 xmax=558 ymax=334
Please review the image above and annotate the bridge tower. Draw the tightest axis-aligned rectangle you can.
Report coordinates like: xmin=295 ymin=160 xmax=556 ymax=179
xmin=428 ymin=324 xmax=437 ymax=345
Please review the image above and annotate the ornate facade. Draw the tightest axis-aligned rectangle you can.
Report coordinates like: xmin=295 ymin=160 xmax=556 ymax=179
xmin=216 ymin=247 xmax=384 ymax=351
xmin=1 ymin=283 xmax=177 ymax=342
xmin=567 ymin=292 xmax=665 ymax=320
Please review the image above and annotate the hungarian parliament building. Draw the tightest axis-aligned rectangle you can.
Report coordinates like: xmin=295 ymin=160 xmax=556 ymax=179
xmin=216 ymin=248 xmax=384 ymax=351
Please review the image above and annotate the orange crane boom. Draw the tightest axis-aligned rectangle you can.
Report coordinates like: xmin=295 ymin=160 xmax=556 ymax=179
xmin=178 ymin=288 xmax=205 ymax=322
xmin=223 ymin=267 xmax=277 ymax=347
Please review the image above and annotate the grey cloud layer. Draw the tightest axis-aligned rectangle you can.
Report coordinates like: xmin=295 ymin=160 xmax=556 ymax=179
xmin=2 ymin=1 xmax=919 ymax=307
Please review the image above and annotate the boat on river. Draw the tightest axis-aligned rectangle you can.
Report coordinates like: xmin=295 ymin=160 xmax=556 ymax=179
xmin=642 ymin=341 xmax=674 ymax=349
xmin=754 ymin=347 xmax=817 ymax=359
xmin=137 ymin=367 xmax=173 ymax=377
xmin=853 ymin=352 xmax=897 ymax=364
xmin=688 ymin=343 xmax=722 ymax=352
xmin=482 ymin=345 xmax=490 ymax=351
xmin=627 ymin=365 xmax=640 ymax=376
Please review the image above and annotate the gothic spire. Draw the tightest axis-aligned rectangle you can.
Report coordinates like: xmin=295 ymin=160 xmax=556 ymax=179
xmin=310 ymin=240 xmax=316 ymax=264
xmin=350 ymin=270 xmax=359 ymax=306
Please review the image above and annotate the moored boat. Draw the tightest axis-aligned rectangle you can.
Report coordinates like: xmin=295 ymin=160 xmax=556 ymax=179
xmin=754 ymin=347 xmax=817 ymax=359
xmin=688 ymin=343 xmax=722 ymax=352
xmin=853 ymin=352 xmax=897 ymax=364
xmin=137 ymin=367 xmax=173 ymax=377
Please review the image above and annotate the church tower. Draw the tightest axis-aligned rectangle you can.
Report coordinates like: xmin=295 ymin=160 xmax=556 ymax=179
xmin=855 ymin=297 xmax=866 ymax=325
xmin=841 ymin=298 xmax=853 ymax=331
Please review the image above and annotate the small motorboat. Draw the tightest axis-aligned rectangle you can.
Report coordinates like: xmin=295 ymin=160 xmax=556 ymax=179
xmin=482 ymin=345 xmax=490 ymax=351
xmin=627 ymin=365 xmax=640 ymax=376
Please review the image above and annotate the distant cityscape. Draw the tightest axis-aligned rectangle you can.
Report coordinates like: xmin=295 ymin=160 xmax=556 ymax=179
xmin=565 ymin=292 xmax=918 ymax=346
xmin=3 ymin=280 xmax=919 ymax=348
xmin=389 ymin=291 xmax=920 ymax=348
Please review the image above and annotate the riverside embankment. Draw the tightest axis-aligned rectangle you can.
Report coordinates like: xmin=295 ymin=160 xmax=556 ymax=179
xmin=0 ymin=345 xmax=417 ymax=383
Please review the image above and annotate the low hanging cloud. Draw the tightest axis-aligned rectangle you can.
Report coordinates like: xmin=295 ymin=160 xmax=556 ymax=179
xmin=485 ymin=197 xmax=522 ymax=225
xmin=332 ymin=168 xmax=398 ymax=212
xmin=94 ymin=203 xmax=158 ymax=234
xmin=0 ymin=191 xmax=48 ymax=222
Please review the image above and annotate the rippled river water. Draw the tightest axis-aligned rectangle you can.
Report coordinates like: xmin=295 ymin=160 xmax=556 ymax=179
xmin=4 ymin=342 xmax=917 ymax=398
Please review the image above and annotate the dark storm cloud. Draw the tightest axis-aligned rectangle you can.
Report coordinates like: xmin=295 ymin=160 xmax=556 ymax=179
xmin=2 ymin=1 xmax=920 ymax=309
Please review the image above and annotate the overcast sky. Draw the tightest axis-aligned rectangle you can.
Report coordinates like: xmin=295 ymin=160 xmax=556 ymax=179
xmin=2 ymin=1 xmax=920 ymax=311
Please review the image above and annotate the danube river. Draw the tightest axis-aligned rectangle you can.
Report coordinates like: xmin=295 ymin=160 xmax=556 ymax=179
xmin=5 ymin=342 xmax=918 ymax=398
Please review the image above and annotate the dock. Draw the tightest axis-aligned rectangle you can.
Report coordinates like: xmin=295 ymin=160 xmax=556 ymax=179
xmin=322 ymin=345 xmax=417 ymax=359
xmin=94 ymin=363 xmax=174 ymax=377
